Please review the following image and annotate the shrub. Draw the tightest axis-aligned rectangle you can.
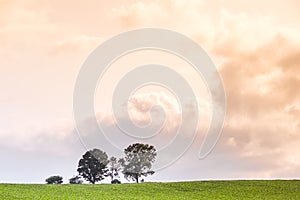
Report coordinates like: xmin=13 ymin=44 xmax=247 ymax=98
xmin=111 ymin=179 xmax=121 ymax=184
xmin=45 ymin=175 xmax=63 ymax=184
xmin=69 ymin=175 xmax=83 ymax=184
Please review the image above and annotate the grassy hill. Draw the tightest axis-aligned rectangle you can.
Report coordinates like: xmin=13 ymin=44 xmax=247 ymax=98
xmin=0 ymin=180 xmax=299 ymax=199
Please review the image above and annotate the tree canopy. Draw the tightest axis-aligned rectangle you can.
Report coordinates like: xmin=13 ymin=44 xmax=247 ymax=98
xmin=122 ymin=143 xmax=157 ymax=183
xmin=108 ymin=156 xmax=124 ymax=183
xmin=77 ymin=148 xmax=109 ymax=184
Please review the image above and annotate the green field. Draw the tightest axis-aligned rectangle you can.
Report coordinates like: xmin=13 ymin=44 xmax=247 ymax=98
xmin=0 ymin=180 xmax=299 ymax=199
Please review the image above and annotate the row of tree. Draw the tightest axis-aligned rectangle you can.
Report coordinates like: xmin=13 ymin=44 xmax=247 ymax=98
xmin=46 ymin=143 xmax=157 ymax=184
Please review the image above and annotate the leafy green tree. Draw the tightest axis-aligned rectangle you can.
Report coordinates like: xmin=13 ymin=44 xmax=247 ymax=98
xmin=69 ymin=175 xmax=83 ymax=184
xmin=122 ymin=143 xmax=157 ymax=183
xmin=45 ymin=175 xmax=63 ymax=184
xmin=77 ymin=148 xmax=109 ymax=184
xmin=108 ymin=156 xmax=124 ymax=183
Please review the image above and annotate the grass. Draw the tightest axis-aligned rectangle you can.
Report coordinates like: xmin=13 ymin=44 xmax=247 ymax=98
xmin=0 ymin=180 xmax=299 ymax=199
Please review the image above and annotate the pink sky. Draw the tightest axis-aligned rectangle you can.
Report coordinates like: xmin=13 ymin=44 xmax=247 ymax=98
xmin=0 ymin=0 xmax=300 ymax=183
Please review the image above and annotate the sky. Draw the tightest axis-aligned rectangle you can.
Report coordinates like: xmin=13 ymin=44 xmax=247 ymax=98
xmin=0 ymin=0 xmax=300 ymax=183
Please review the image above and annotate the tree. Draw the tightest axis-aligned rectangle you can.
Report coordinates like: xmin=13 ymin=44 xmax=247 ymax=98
xmin=77 ymin=148 xmax=109 ymax=184
xmin=108 ymin=156 xmax=124 ymax=183
xmin=122 ymin=143 xmax=157 ymax=183
xmin=69 ymin=175 xmax=83 ymax=184
xmin=45 ymin=175 xmax=63 ymax=184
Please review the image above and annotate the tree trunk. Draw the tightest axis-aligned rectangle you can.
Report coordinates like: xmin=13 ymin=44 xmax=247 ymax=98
xmin=135 ymin=175 xmax=139 ymax=183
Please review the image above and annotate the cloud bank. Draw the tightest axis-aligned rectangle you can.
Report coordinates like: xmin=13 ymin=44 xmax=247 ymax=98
xmin=0 ymin=0 xmax=299 ymax=182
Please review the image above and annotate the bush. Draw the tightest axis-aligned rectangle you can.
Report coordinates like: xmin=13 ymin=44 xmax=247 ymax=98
xmin=111 ymin=179 xmax=121 ymax=184
xmin=45 ymin=175 xmax=63 ymax=184
xmin=69 ymin=175 xmax=83 ymax=184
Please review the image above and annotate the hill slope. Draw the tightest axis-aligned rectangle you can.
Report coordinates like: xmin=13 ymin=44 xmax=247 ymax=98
xmin=0 ymin=180 xmax=299 ymax=199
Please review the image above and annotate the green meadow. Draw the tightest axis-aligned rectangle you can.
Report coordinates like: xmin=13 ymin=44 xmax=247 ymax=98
xmin=0 ymin=180 xmax=299 ymax=200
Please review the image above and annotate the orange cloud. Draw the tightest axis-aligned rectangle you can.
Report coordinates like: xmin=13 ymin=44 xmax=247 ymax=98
xmin=1 ymin=0 xmax=300 ymax=180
